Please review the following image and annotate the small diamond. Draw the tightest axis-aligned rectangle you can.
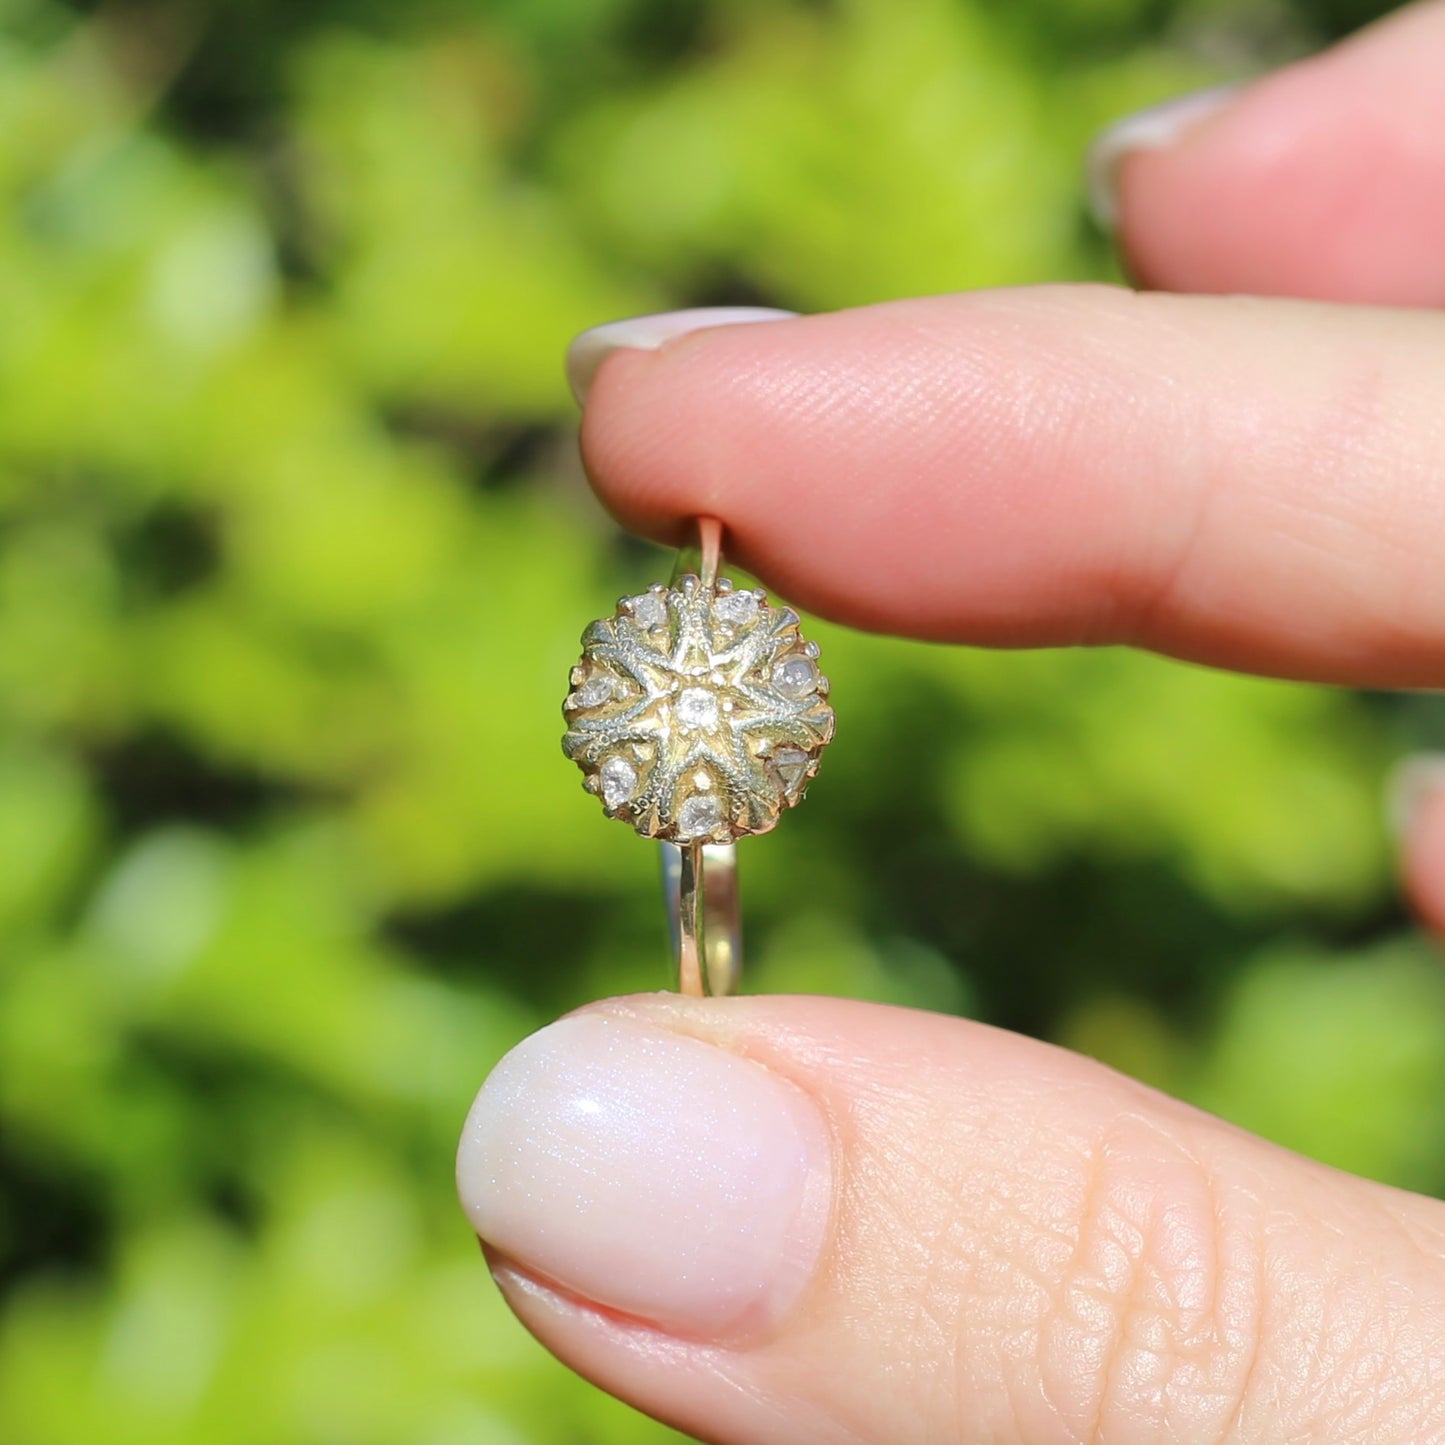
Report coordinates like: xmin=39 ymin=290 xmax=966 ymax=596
xmin=713 ymin=590 xmax=758 ymax=627
xmin=573 ymin=673 xmax=617 ymax=708
xmin=772 ymin=656 xmax=819 ymax=700
xmin=771 ymin=746 xmax=809 ymax=792
xmin=628 ymin=592 xmax=668 ymax=628
xmin=677 ymin=794 xmax=722 ymax=838
xmin=676 ymin=685 xmax=719 ymax=729
xmin=599 ymin=756 xmax=638 ymax=808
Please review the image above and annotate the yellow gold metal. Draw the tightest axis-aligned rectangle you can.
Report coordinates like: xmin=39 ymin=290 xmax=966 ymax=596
xmin=677 ymin=839 xmax=705 ymax=997
xmin=663 ymin=840 xmax=739 ymax=997
xmin=698 ymin=516 xmax=721 ymax=590
xmin=563 ymin=516 xmax=833 ymax=995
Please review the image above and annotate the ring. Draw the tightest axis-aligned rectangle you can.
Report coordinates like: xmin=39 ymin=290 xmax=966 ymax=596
xmin=562 ymin=518 xmax=836 ymax=995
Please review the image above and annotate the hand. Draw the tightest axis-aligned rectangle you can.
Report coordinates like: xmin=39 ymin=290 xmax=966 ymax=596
xmin=459 ymin=6 xmax=1445 ymax=1440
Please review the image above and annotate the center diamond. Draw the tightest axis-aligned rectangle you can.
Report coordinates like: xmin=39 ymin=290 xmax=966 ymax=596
xmin=676 ymin=685 xmax=720 ymax=730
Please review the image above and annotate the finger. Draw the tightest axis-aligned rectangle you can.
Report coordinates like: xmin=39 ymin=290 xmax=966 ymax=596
xmin=457 ymin=995 xmax=1445 ymax=1444
xmin=1098 ymin=0 xmax=1445 ymax=306
xmin=576 ymin=292 xmax=1445 ymax=687
xmin=1393 ymin=754 xmax=1445 ymax=943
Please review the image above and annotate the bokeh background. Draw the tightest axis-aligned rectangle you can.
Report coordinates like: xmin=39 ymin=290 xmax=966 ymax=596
xmin=1 ymin=0 xmax=1442 ymax=1440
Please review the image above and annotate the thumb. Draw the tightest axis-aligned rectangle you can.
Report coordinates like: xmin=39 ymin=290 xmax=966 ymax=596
xmin=456 ymin=994 xmax=1445 ymax=1444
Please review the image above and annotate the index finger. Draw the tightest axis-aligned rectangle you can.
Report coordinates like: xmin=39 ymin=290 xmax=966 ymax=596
xmin=575 ymin=290 xmax=1445 ymax=687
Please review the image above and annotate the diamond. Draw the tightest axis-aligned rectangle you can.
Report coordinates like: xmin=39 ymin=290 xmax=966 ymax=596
xmin=573 ymin=672 xmax=617 ymax=708
xmin=628 ymin=592 xmax=668 ymax=628
xmin=676 ymin=685 xmax=719 ymax=730
xmin=677 ymin=794 xmax=722 ymax=839
xmin=713 ymin=590 xmax=758 ymax=627
xmin=771 ymin=746 xmax=809 ymax=792
xmin=772 ymin=655 xmax=818 ymax=700
xmin=599 ymin=756 xmax=638 ymax=808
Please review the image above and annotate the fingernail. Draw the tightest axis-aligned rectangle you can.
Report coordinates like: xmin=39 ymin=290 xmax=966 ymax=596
xmin=1386 ymin=753 xmax=1445 ymax=840
xmin=1087 ymin=83 xmax=1241 ymax=230
xmin=566 ymin=306 xmax=797 ymax=406
xmin=456 ymin=1012 xmax=832 ymax=1336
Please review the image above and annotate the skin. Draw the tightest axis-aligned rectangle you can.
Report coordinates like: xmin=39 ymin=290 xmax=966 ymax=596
xmin=476 ymin=4 xmax=1445 ymax=1439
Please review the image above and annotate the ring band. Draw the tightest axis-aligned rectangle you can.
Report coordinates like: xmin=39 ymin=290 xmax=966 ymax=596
xmin=661 ymin=840 xmax=741 ymax=996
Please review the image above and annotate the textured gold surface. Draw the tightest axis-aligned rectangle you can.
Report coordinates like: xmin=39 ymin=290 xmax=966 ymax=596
xmin=563 ymin=574 xmax=835 ymax=842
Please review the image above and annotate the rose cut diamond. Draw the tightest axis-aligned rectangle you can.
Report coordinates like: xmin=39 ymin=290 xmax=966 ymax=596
xmin=573 ymin=673 xmax=617 ymax=708
xmin=676 ymin=685 xmax=719 ymax=730
xmin=628 ymin=592 xmax=668 ymax=628
xmin=677 ymin=794 xmax=722 ymax=839
xmin=771 ymin=656 xmax=819 ymax=700
xmin=771 ymin=746 xmax=809 ymax=793
xmin=599 ymin=755 xmax=639 ymax=808
xmin=713 ymin=590 xmax=759 ymax=626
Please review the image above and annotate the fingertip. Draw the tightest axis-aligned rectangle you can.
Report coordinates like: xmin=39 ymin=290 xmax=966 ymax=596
xmin=567 ymin=307 xmax=799 ymax=406
xmin=455 ymin=1009 xmax=833 ymax=1340
xmin=1086 ymin=82 xmax=1241 ymax=232
xmin=1108 ymin=5 xmax=1445 ymax=305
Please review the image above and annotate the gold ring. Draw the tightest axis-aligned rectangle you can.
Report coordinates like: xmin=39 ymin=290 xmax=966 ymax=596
xmin=562 ymin=518 xmax=836 ymax=995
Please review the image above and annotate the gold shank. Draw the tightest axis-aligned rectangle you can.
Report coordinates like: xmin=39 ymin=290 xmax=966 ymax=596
xmin=666 ymin=840 xmax=740 ymax=997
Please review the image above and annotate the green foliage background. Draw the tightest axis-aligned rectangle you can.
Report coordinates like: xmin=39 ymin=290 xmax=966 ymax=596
xmin=0 ymin=0 xmax=1440 ymax=1440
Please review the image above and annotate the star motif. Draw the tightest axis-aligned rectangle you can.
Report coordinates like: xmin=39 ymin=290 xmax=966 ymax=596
xmin=563 ymin=575 xmax=835 ymax=842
